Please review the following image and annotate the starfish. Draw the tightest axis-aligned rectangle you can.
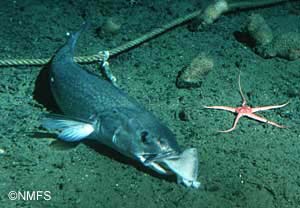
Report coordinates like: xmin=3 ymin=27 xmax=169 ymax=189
xmin=204 ymin=74 xmax=289 ymax=133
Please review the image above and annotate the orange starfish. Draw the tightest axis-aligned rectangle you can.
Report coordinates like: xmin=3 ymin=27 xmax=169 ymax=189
xmin=204 ymin=74 xmax=289 ymax=132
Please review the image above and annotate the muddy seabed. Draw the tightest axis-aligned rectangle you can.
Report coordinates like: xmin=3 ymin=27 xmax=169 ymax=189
xmin=0 ymin=0 xmax=300 ymax=207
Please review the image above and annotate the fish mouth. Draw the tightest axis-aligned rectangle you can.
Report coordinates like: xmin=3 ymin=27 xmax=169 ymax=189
xmin=143 ymin=150 xmax=180 ymax=165
xmin=141 ymin=148 xmax=201 ymax=189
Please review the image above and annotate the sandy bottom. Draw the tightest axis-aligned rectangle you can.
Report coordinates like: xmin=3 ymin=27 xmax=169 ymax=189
xmin=0 ymin=0 xmax=300 ymax=207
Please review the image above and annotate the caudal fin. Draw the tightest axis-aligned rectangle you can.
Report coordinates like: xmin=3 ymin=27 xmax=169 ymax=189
xmin=53 ymin=22 xmax=90 ymax=63
xmin=67 ymin=22 xmax=90 ymax=53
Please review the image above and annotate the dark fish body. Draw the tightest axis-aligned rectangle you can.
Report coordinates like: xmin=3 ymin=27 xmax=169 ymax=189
xmin=43 ymin=24 xmax=200 ymax=188
xmin=50 ymin=28 xmax=139 ymax=119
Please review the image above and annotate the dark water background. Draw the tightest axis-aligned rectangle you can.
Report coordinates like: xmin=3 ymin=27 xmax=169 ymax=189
xmin=0 ymin=0 xmax=300 ymax=207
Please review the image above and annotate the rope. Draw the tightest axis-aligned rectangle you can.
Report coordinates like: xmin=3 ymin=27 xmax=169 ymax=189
xmin=0 ymin=9 xmax=203 ymax=67
xmin=0 ymin=0 xmax=291 ymax=67
xmin=228 ymin=0 xmax=288 ymax=11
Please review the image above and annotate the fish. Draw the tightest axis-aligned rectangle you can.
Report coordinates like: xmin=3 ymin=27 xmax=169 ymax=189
xmin=42 ymin=23 xmax=200 ymax=188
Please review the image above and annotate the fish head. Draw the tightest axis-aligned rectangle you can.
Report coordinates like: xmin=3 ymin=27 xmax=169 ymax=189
xmin=42 ymin=108 xmax=200 ymax=188
xmin=111 ymin=110 xmax=180 ymax=161
xmin=110 ymin=109 xmax=200 ymax=188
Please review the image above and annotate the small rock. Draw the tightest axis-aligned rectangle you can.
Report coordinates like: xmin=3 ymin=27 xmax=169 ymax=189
xmin=176 ymin=53 xmax=214 ymax=89
xmin=97 ymin=17 xmax=121 ymax=36
xmin=245 ymin=13 xmax=273 ymax=46
xmin=263 ymin=32 xmax=300 ymax=60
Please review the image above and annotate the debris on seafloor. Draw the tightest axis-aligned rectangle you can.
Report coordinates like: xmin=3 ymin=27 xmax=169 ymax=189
xmin=97 ymin=17 xmax=121 ymax=37
xmin=188 ymin=0 xmax=229 ymax=31
xmin=261 ymin=32 xmax=300 ymax=61
xmin=241 ymin=13 xmax=300 ymax=61
xmin=245 ymin=13 xmax=273 ymax=46
xmin=176 ymin=53 xmax=214 ymax=89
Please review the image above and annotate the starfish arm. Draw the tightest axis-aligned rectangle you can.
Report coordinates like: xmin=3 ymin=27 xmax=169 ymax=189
xmin=218 ymin=113 xmax=243 ymax=133
xmin=251 ymin=101 xmax=289 ymax=113
xmin=245 ymin=113 xmax=286 ymax=128
xmin=203 ymin=105 xmax=236 ymax=113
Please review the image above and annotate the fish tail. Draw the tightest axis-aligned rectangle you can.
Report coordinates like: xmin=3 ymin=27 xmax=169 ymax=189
xmin=67 ymin=22 xmax=90 ymax=54
xmin=53 ymin=22 xmax=90 ymax=63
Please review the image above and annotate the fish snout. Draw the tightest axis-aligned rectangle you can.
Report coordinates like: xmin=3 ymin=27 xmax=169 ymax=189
xmin=141 ymin=148 xmax=200 ymax=188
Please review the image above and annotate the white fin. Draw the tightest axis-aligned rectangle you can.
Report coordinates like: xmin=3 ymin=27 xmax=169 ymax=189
xmin=42 ymin=114 xmax=95 ymax=142
xmin=138 ymin=155 xmax=169 ymax=174
xmin=162 ymin=148 xmax=201 ymax=189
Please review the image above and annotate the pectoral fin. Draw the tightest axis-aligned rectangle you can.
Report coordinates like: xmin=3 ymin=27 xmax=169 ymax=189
xmin=42 ymin=114 xmax=95 ymax=142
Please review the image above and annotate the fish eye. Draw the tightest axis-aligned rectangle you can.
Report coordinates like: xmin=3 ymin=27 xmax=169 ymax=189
xmin=157 ymin=137 xmax=164 ymax=145
xmin=140 ymin=131 xmax=149 ymax=144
